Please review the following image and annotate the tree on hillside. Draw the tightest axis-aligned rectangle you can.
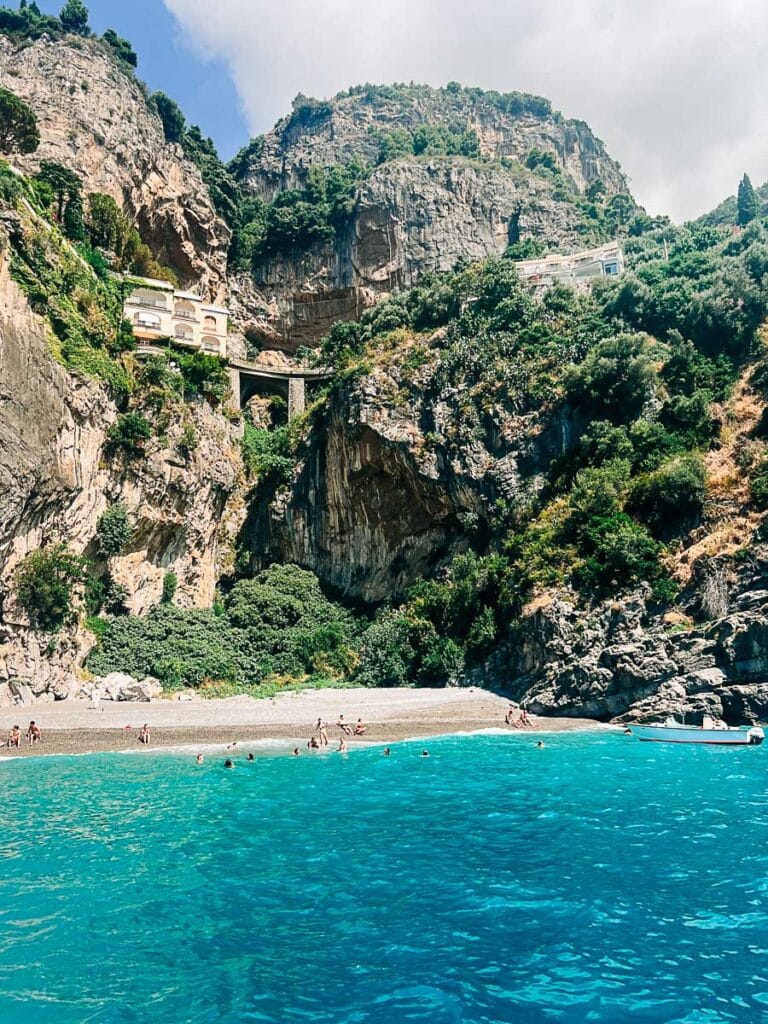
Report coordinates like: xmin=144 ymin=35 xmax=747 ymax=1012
xmin=737 ymin=173 xmax=760 ymax=226
xmin=59 ymin=0 xmax=89 ymax=35
xmin=0 ymin=87 xmax=39 ymax=155
xmin=102 ymin=29 xmax=137 ymax=68
xmin=36 ymin=160 xmax=82 ymax=221
xmin=151 ymin=92 xmax=186 ymax=144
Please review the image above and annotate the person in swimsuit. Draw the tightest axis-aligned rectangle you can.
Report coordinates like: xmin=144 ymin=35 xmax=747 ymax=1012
xmin=26 ymin=721 xmax=41 ymax=745
xmin=353 ymin=718 xmax=367 ymax=736
xmin=307 ymin=735 xmax=320 ymax=750
xmin=195 ymin=754 xmax=204 ymax=765
xmin=337 ymin=715 xmax=352 ymax=736
xmin=315 ymin=718 xmax=328 ymax=746
xmin=338 ymin=737 xmax=348 ymax=753
xmin=292 ymin=747 xmax=300 ymax=756
xmin=6 ymin=725 xmax=20 ymax=748
xmin=247 ymin=753 xmax=255 ymax=762
xmin=224 ymin=758 xmax=234 ymax=769
xmin=420 ymin=750 xmax=430 ymax=758
xmin=138 ymin=723 xmax=150 ymax=745
xmin=383 ymin=747 xmax=391 ymax=756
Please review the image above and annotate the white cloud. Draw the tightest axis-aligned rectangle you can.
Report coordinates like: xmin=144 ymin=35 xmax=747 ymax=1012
xmin=163 ymin=0 xmax=768 ymax=220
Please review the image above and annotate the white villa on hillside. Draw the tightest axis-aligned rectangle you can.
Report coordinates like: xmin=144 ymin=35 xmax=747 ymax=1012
xmin=123 ymin=277 xmax=229 ymax=358
xmin=515 ymin=242 xmax=624 ymax=291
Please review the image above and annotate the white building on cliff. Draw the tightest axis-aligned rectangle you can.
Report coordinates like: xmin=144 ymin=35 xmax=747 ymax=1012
xmin=123 ymin=277 xmax=229 ymax=358
xmin=515 ymin=242 xmax=624 ymax=291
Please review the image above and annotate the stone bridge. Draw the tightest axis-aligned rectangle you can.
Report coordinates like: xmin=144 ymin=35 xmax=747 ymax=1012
xmin=228 ymin=360 xmax=333 ymax=418
xmin=136 ymin=345 xmax=332 ymax=419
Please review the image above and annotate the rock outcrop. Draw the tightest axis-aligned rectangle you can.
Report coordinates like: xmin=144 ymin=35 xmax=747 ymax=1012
xmin=0 ymin=223 xmax=244 ymax=703
xmin=233 ymin=86 xmax=633 ymax=349
xmin=474 ymin=550 xmax=768 ymax=724
xmin=0 ymin=35 xmax=229 ymax=299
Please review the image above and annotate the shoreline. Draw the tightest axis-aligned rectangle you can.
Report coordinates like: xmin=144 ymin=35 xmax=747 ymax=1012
xmin=0 ymin=687 xmax=610 ymax=759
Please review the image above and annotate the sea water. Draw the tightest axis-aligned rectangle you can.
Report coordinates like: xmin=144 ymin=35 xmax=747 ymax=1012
xmin=1 ymin=732 xmax=768 ymax=1024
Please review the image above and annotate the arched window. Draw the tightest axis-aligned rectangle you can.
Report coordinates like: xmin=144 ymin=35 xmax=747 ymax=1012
xmin=201 ymin=335 xmax=220 ymax=352
xmin=129 ymin=288 xmax=168 ymax=311
xmin=134 ymin=311 xmax=161 ymax=330
xmin=203 ymin=315 xmax=217 ymax=333
xmin=174 ymin=300 xmax=196 ymax=321
xmin=175 ymin=325 xmax=194 ymax=341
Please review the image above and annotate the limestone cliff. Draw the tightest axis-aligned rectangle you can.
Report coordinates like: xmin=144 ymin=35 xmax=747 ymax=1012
xmin=232 ymin=86 xmax=633 ymax=350
xmin=0 ymin=35 xmax=229 ymax=299
xmin=0 ymin=217 xmax=243 ymax=705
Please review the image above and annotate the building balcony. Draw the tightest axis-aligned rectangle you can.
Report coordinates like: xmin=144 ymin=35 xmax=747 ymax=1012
xmin=174 ymin=310 xmax=198 ymax=322
xmin=127 ymin=297 xmax=168 ymax=311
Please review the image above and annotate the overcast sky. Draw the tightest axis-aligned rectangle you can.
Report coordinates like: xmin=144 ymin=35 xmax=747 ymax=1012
xmin=163 ymin=0 xmax=768 ymax=221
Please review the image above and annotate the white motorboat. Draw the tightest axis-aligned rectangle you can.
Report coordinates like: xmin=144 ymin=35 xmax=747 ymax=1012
xmin=626 ymin=715 xmax=764 ymax=746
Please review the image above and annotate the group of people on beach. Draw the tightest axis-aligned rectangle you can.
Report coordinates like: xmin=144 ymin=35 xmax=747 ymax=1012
xmin=305 ymin=714 xmax=366 ymax=753
xmin=5 ymin=721 xmax=41 ymax=748
xmin=505 ymin=706 xmax=533 ymax=728
xmin=192 ymin=712 xmax=435 ymax=767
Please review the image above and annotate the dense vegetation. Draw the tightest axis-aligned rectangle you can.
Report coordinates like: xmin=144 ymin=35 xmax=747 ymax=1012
xmin=88 ymin=565 xmax=360 ymax=695
xmin=85 ymin=194 xmax=768 ymax=693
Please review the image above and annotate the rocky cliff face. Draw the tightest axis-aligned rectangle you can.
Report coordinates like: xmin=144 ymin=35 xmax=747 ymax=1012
xmin=237 ymin=158 xmax=608 ymax=350
xmin=478 ymin=550 xmax=768 ymax=725
xmin=0 ymin=35 xmax=229 ymax=299
xmin=0 ymin=221 xmax=243 ymax=705
xmin=233 ymin=87 xmax=632 ymax=350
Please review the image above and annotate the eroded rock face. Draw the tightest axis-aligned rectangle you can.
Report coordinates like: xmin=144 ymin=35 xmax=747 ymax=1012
xmin=470 ymin=549 xmax=768 ymax=724
xmin=0 ymin=36 xmax=229 ymax=298
xmin=233 ymin=88 xmax=632 ymax=349
xmin=0 ymin=235 xmax=244 ymax=703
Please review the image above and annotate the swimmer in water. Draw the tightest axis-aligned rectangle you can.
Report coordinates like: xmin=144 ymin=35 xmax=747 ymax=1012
xmin=536 ymin=740 xmax=544 ymax=749
xmin=247 ymin=752 xmax=255 ymax=762
xmin=292 ymin=747 xmax=300 ymax=756
xmin=224 ymin=758 xmax=234 ymax=769
xmin=383 ymin=747 xmax=391 ymax=756
xmin=420 ymin=750 xmax=430 ymax=758
xmin=195 ymin=754 xmax=204 ymax=765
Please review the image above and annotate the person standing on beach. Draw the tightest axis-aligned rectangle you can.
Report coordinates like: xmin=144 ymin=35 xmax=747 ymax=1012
xmin=138 ymin=723 xmax=150 ymax=745
xmin=315 ymin=718 xmax=329 ymax=746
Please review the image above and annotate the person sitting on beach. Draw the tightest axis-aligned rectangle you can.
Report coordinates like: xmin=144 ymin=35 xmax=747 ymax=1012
xmin=337 ymin=715 xmax=352 ymax=736
xmin=353 ymin=718 xmax=367 ymax=736
xmin=338 ymin=737 xmax=348 ymax=753
xmin=292 ymin=747 xmax=300 ymax=756
xmin=520 ymin=710 xmax=532 ymax=728
xmin=224 ymin=758 xmax=234 ymax=769
xmin=315 ymin=718 xmax=329 ymax=746
xmin=26 ymin=721 xmax=41 ymax=745
xmin=138 ymin=723 xmax=150 ymax=746
xmin=6 ymin=725 xmax=20 ymax=748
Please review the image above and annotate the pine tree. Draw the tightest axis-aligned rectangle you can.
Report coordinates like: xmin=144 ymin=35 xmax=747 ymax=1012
xmin=59 ymin=0 xmax=89 ymax=36
xmin=737 ymin=173 xmax=760 ymax=227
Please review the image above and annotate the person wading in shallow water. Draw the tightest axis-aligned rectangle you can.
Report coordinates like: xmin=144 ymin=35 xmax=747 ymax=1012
xmin=338 ymin=737 xmax=348 ymax=753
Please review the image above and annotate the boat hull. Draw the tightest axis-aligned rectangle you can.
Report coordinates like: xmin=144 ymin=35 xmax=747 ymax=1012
xmin=630 ymin=725 xmax=764 ymax=746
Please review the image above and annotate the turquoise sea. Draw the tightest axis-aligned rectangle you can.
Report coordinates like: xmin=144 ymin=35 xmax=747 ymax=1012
xmin=1 ymin=732 xmax=768 ymax=1023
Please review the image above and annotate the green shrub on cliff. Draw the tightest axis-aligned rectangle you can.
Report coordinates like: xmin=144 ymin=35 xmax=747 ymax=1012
xmin=14 ymin=544 xmax=88 ymax=632
xmin=0 ymin=87 xmax=39 ymax=155
xmin=96 ymin=503 xmax=131 ymax=558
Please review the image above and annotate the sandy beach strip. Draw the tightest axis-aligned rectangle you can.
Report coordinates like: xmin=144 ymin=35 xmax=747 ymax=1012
xmin=0 ymin=687 xmax=609 ymax=758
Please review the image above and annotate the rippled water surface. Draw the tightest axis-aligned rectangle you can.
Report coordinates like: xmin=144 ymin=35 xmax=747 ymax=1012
xmin=2 ymin=732 xmax=768 ymax=1023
